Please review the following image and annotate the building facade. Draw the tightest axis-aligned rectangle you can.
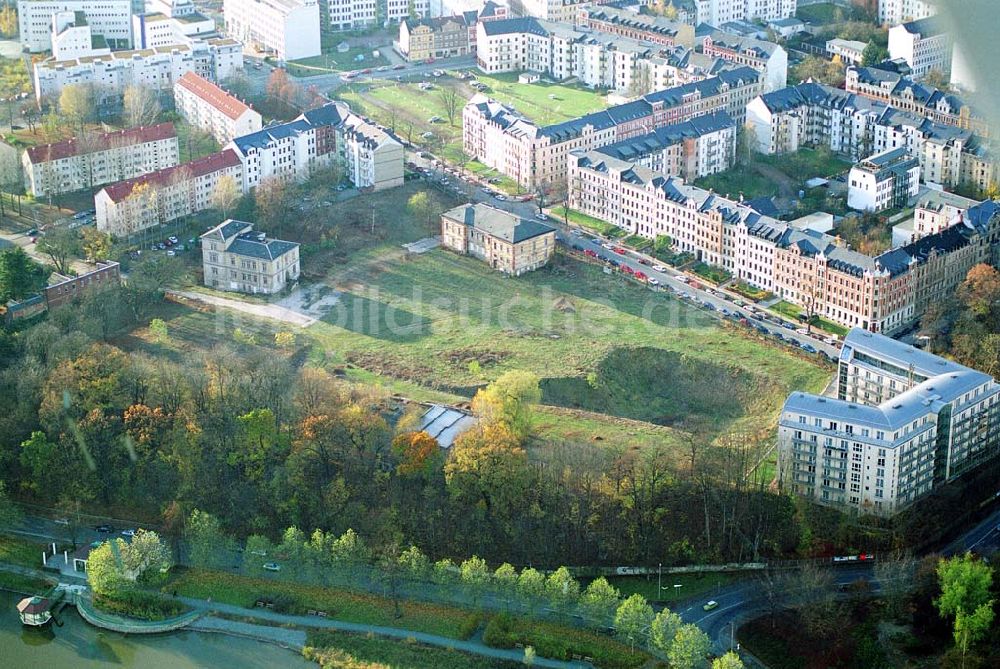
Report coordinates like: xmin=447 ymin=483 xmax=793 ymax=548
xmin=826 ymin=39 xmax=866 ymax=66
xmin=338 ymin=113 xmax=405 ymax=191
xmin=34 ymin=38 xmax=244 ymax=103
xmin=778 ymin=328 xmax=1000 ymax=516
xmin=95 ymin=148 xmax=244 ymax=236
xmin=888 ymin=17 xmax=951 ymax=79
xmin=576 ymin=7 xmax=695 ymax=48
xmin=568 ymin=149 xmax=1000 ymax=334
xmin=200 ymin=219 xmax=300 ymax=294
xmin=175 ymin=72 xmax=263 ymax=145
xmin=845 ymin=66 xmax=991 ymax=138
xmin=17 ymin=0 xmax=132 ymax=52
xmin=463 ymin=67 xmax=762 ymax=189
xmin=847 ymin=147 xmax=920 ymax=212
xmin=692 ymin=0 xmax=795 ymax=26
xmin=223 ymin=0 xmax=321 ymax=60
xmin=23 ymin=122 xmax=179 ymax=197
xmin=44 ymin=260 xmax=121 ymax=308
xmin=701 ymin=31 xmax=787 ymax=92
xmin=441 ymin=202 xmax=556 ymax=275
xmin=878 ymin=0 xmax=935 ymax=25
xmin=398 ymin=15 xmax=470 ymax=61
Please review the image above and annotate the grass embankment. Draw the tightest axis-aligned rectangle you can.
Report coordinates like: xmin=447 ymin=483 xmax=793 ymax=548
xmin=0 ymin=535 xmax=43 ymax=568
xmin=94 ymin=590 xmax=191 ymax=621
xmin=554 ymin=206 xmax=625 ymax=237
xmin=0 ymin=571 xmax=55 ymax=595
xmin=305 ymin=630 xmax=523 ymax=669
xmin=771 ymin=301 xmax=849 ymax=336
xmin=484 ymin=614 xmax=648 ymax=669
xmin=167 ymin=569 xmax=481 ymax=639
xmin=601 ymin=572 xmax=739 ymax=604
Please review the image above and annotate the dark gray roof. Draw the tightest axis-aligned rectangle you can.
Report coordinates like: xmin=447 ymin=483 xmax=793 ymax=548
xmin=200 ymin=219 xmax=298 ymax=261
xmin=593 ymin=111 xmax=735 ymax=161
xmin=443 ymin=203 xmax=554 ymax=243
xmin=480 ymin=17 xmax=548 ymax=37
xmin=900 ymin=16 xmax=946 ymax=37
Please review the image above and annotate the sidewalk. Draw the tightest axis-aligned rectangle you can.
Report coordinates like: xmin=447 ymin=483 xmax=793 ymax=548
xmin=179 ymin=596 xmax=592 ymax=669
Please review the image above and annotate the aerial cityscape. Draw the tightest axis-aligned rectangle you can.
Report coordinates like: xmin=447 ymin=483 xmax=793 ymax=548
xmin=0 ymin=0 xmax=998 ymax=667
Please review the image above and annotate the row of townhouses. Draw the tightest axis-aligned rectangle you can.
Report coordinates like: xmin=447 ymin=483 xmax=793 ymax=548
xmin=746 ymin=82 xmax=998 ymax=194
xmin=845 ymin=66 xmax=991 ymax=138
xmin=33 ymin=37 xmax=243 ymax=103
xmin=575 ymin=6 xmax=695 ymax=48
xmin=778 ymin=328 xmax=1000 ymax=516
xmin=397 ymin=2 xmax=508 ymax=62
xmin=96 ymin=102 xmax=403 ymax=235
xmin=567 ymin=148 xmax=1000 ymax=335
xmin=507 ymin=0 xmax=794 ymax=26
xmin=23 ymin=122 xmax=179 ymax=197
xmin=462 ymin=66 xmax=762 ymax=189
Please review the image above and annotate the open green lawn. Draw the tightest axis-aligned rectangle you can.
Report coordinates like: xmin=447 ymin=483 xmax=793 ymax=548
xmin=175 ymin=120 xmax=220 ymax=162
xmin=167 ymin=568 xmax=481 ymax=639
xmin=0 ymin=570 xmax=55 ymax=595
xmin=796 ymin=2 xmax=847 ymax=24
xmin=306 ymin=630 xmax=523 ymax=669
xmin=602 ymin=572 xmax=740 ymax=605
xmin=695 ymin=168 xmax=778 ymax=200
xmin=759 ymin=148 xmax=852 ymax=181
xmin=0 ymin=535 xmax=44 ymax=568
xmin=303 ymin=249 xmax=829 ymax=439
xmin=554 ymin=206 xmax=625 ymax=238
xmin=771 ymin=301 xmax=848 ymax=336
xmin=470 ymin=73 xmax=608 ymax=127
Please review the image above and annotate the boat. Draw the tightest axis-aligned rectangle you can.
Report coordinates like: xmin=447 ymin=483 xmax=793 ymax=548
xmin=17 ymin=596 xmax=53 ymax=626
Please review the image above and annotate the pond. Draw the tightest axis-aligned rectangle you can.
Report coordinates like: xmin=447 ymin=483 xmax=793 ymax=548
xmin=0 ymin=590 xmax=313 ymax=668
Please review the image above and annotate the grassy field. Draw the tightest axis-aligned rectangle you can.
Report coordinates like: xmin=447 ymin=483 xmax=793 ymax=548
xmin=601 ymin=572 xmax=739 ymax=605
xmin=175 ymin=120 xmax=220 ymax=162
xmin=695 ymin=168 xmax=778 ymax=200
xmin=305 ymin=630 xmax=523 ymax=669
xmin=554 ymin=206 xmax=625 ymax=238
xmin=0 ymin=535 xmax=43 ymax=568
xmin=796 ymin=1 xmax=847 ymax=24
xmin=302 ymin=249 xmax=829 ymax=439
xmin=0 ymin=570 xmax=55 ymax=595
xmin=167 ymin=568 xmax=481 ymax=639
xmin=470 ymin=73 xmax=608 ymax=127
xmin=696 ymin=148 xmax=852 ymax=200
xmin=484 ymin=614 xmax=647 ymax=669
xmin=759 ymin=149 xmax=852 ymax=180
xmin=771 ymin=301 xmax=849 ymax=336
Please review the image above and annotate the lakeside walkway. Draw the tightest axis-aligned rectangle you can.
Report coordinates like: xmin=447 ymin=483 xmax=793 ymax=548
xmin=179 ymin=596 xmax=592 ymax=669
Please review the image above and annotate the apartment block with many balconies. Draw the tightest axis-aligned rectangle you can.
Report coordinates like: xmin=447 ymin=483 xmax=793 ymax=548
xmin=847 ymin=147 xmax=920 ymax=212
xmin=778 ymin=328 xmax=1000 ymax=516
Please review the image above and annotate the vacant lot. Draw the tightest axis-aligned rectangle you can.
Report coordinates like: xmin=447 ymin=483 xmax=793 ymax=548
xmin=696 ymin=148 xmax=852 ymax=200
xmin=303 ymin=249 xmax=829 ymax=441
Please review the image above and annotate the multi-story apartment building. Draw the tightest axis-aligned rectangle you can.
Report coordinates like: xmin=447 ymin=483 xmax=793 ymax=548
xmin=51 ymin=11 xmax=112 ymax=60
xmin=175 ymin=72 xmax=263 ymax=145
xmin=337 ymin=112 xmax=405 ymax=191
xmin=692 ymin=0 xmax=795 ymax=26
xmin=576 ymin=7 xmax=695 ymax=49
xmin=508 ymin=0 xmax=583 ymax=23
xmin=23 ymin=123 xmax=179 ymax=197
xmin=17 ymin=0 xmax=132 ymax=52
xmin=95 ymin=148 xmax=244 ymax=236
xmin=200 ymin=219 xmax=300 ymax=294
xmin=878 ymin=0 xmax=934 ymax=25
xmin=909 ymin=189 xmax=979 ymax=241
xmin=847 ymin=147 xmax=920 ymax=212
xmin=567 ymin=150 xmax=1000 ymax=333
xmin=577 ymin=111 xmax=736 ymax=181
xmin=701 ymin=31 xmax=786 ymax=92
xmin=34 ymin=37 xmax=244 ymax=103
xmin=441 ymin=202 xmax=556 ymax=275
xmin=888 ymin=17 xmax=951 ymax=79
xmin=133 ymin=10 xmax=217 ymax=50
xmin=327 ymin=0 xmax=428 ymax=31
xmin=223 ymin=0 xmax=320 ymax=60
xmin=398 ymin=15 xmax=470 ymax=61
xmin=778 ymin=328 xmax=1000 ymax=516
xmin=466 ymin=0 xmax=507 ymax=52
xmin=643 ymin=46 xmax=733 ymax=91
xmin=463 ymin=66 xmax=761 ymax=189
xmin=746 ymin=82 xmax=997 ymax=192
xmin=845 ymin=66 xmax=991 ymax=138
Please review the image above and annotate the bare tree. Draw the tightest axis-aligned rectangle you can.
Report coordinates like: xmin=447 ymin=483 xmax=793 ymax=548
xmin=874 ymin=550 xmax=918 ymax=620
xmin=211 ymin=174 xmax=241 ymax=218
xmin=438 ymin=86 xmax=461 ymax=126
xmin=788 ymin=564 xmax=845 ymax=640
xmin=123 ymin=84 xmax=162 ymax=128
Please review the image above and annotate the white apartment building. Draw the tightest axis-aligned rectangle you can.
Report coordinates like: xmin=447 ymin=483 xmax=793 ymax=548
xmin=34 ymin=38 xmax=243 ymax=103
xmin=826 ymin=39 xmax=867 ymax=66
xmin=95 ymin=148 xmax=244 ymax=236
xmin=745 ymin=83 xmax=996 ymax=191
xmin=133 ymin=10 xmax=216 ymax=50
xmin=701 ymin=31 xmax=787 ymax=92
xmin=463 ymin=66 xmax=762 ymax=189
xmin=693 ymin=0 xmax=795 ymax=26
xmin=201 ymin=219 xmax=300 ymax=294
xmin=51 ymin=11 xmax=112 ymax=60
xmin=328 ymin=0 xmax=428 ymax=30
xmin=888 ymin=17 xmax=951 ymax=79
xmin=778 ymin=328 xmax=1000 ymax=516
xmin=223 ymin=0 xmax=320 ymax=60
xmin=18 ymin=0 xmax=132 ymax=52
xmin=508 ymin=0 xmax=581 ymax=23
xmin=23 ymin=122 xmax=179 ymax=197
xmin=878 ymin=0 xmax=934 ymax=25
xmin=175 ymin=72 xmax=262 ymax=145
xmin=847 ymin=147 xmax=920 ymax=212
xmin=338 ymin=113 xmax=404 ymax=191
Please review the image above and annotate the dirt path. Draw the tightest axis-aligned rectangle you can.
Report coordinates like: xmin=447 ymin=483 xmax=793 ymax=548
xmin=167 ymin=290 xmax=317 ymax=327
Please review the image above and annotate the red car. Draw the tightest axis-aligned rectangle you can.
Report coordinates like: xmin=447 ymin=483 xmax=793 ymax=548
xmin=634 ymin=271 xmax=648 ymax=281
xmin=584 ymin=249 xmax=598 ymax=258
xmin=361 ymin=68 xmax=372 ymax=74
xmin=622 ymin=265 xmax=635 ymax=275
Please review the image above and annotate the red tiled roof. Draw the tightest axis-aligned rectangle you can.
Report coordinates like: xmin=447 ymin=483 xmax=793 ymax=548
xmin=25 ymin=122 xmax=177 ymax=164
xmin=177 ymin=71 xmax=253 ymax=121
xmin=100 ymin=148 xmax=242 ymax=203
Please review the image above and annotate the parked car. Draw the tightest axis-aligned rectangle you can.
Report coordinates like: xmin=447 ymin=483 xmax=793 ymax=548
xmin=494 ymin=194 xmax=506 ymax=201
xmin=535 ymin=212 xmax=548 ymax=220
xmin=392 ymin=64 xmax=405 ymax=70
xmin=647 ymin=277 xmax=659 ymax=286
xmin=53 ymin=518 xmax=69 ymax=525
xmin=652 ymin=264 xmax=666 ymax=272
xmin=263 ymin=562 xmax=281 ymax=572
xmin=703 ymin=600 xmax=719 ymax=611
xmin=168 ymin=236 xmax=178 ymax=244
xmin=94 ymin=524 xmax=113 ymax=533
xmin=120 ymin=529 xmax=136 ymax=537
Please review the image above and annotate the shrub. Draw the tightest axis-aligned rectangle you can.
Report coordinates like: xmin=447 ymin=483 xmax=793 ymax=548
xmin=93 ymin=591 xmax=189 ymax=621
